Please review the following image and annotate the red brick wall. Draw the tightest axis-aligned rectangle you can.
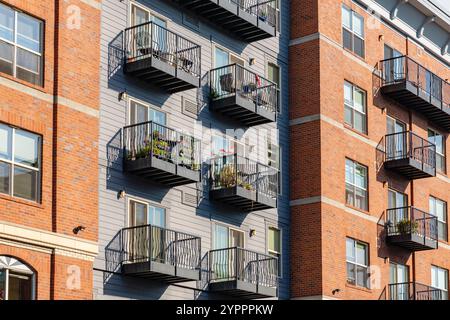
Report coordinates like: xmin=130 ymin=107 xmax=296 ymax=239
xmin=0 ymin=0 xmax=100 ymax=299
xmin=290 ymin=0 xmax=450 ymax=299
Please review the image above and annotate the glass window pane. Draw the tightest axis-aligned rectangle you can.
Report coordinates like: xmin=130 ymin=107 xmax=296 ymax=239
xmin=8 ymin=272 xmax=32 ymax=300
xmin=356 ymin=242 xmax=367 ymax=265
xmin=0 ymin=124 xmax=12 ymax=160
xmin=346 ymin=184 xmax=355 ymax=207
xmin=14 ymin=130 xmax=40 ymax=168
xmin=344 ymin=82 xmax=353 ymax=104
xmin=347 ymin=262 xmax=355 ymax=284
xmin=354 ymin=111 xmax=366 ymax=133
xmin=150 ymin=206 xmax=165 ymax=228
xmin=343 ymin=29 xmax=352 ymax=51
xmin=354 ymin=164 xmax=367 ymax=188
xmin=354 ymin=37 xmax=365 ymax=58
xmin=344 ymin=105 xmax=353 ymax=126
xmin=17 ymin=13 xmax=41 ymax=52
xmin=215 ymin=47 xmax=229 ymax=68
xmin=436 ymin=200 xmax=445 ymax=221
xmin=0 ymin=4 xmax=14 ymax=42
xmin=356 ymin=265 xmax=368 ymax=287
xmin=0 ymin=40 xmax=13 ymax=76
xmin=13 ymin=166 xmax=38 ymax=201
xmin=345 ymin=159 xmax=353 ymax=183
xmin=269 ymin=227 xmax=281 ymax=253
xmin=355 ymin=187 xmax=368 ymax=211
xmin=342 ymin=6 xmax=351 ymax=29
xmin=346 ymin=238 xmax=355 ymax=261
xmin=16 ymin=48 xmax=40 ymax=73
xmin=352 ymin=13 xmax=364 ymax=37
xmin=131 ymin=200 xmax=147 ymax=226
xmin=149 ymin=109 xmax=166 ymax=126
xmin=353 ymin=89 xmax=365 ymax=113
xmin=0 ymin=161 xmax=10 ymax=194
xmin=268 ymin=63 xmax=280 ymax=87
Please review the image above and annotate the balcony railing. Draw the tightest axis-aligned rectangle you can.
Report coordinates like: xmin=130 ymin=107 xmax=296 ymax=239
xmin=175 ymin=0 xmax=278 ymax=42
xmin=388 ymin=282 xmax=444 ymax=300
xmin=210 ymin=154 xmax=279 ymax=211
xmin=379 ymin=56 xmax=450 ymax=130
xmin=383 ymin=131 xmax=436 ymax=179
xmin=210 ymin=64 xmax=278 ymax=126
xmin=386 ymin=206 xmax=438 ymax=251
xmin=105 ymin=224 xmax=201 ymax=282
xmin=123 ymin=121 xmax=201 ymax=186
xmin=205 ymin=247 xmax=278 ymax=298
xmin=123 ymin=21 xmax=201 ymax=92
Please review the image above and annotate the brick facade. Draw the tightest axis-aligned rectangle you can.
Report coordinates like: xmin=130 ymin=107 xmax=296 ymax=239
xmin=0 ymin=0 xmax=100 ymax=300
xmin=290 ymin=0 xmax=450 ymax=300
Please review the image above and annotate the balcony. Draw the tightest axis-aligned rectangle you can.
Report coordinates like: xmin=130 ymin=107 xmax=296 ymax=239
xmin=379 ymin=56 xmax=450 ymax=130
xmin=385 ymin=206 xmax=438 ymax=251
xmin=210 ymin=64 xmax=278 ymax=126
xmin=205 ymin=247 xmax=278 ymax=299
xmin=123 ymin=22 xmax=201 ymax=93
xmin=388 ymin=282 xmax=445 ymax=300
xmin=175 ymin=0 xmax=277 ymax=42
xmin=123 ymin=121 xmax=201 ymax=187
xmin=106 ymin=225 xmax=201 ymax=283
xmin=210 ymin=154 xmax=278 ymax=212
xmin=383 ymin=131 xmax=436 ymax=179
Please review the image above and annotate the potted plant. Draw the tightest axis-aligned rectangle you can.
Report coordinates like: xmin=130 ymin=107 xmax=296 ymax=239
xmin=259 ymin=10 xmax=268 ymax=22
xmin=396 ymin=219 xmax=419 ymax=235
xmin=218 ymin=165 xmax=237 ymax=188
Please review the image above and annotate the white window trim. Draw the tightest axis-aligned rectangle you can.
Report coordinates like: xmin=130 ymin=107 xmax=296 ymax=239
xmin=346 ymin=238 xmax=370 ymax=288
xmin=0 ymin=124 xmax=41 ymax=203
xmin=128 ymin=1 xmax=170 ymax=28
xmin=0 ymin=4 xmax=43 ymax=83
xmin=342 ymin=5 xmax=365 ymax=57
xmin=127 ymin=96 xmax=168 ymax=127
xmin=126 ymin=196 xmax=168 ymax=228
xmin=211 ymin=43 xmax=245 ymax=69
xmin=211 ymin=221 xmax=246 ymax=250
xmin=429 ymin=196 xmax=448 ymax=241
xmin=345 ymin=158 xmax=368 ymax=210
xmin=431 ymin=265 xmax=449 ymax=298
xmin=266 ymin=224 xmax=282 ymax=278
xmin=344 ymin=81 xmax=367 ymax=133
xmin=0 ymin=256 xmax=35 ymax=300
xmin=266 ymin=59 xmax=282 ymax=114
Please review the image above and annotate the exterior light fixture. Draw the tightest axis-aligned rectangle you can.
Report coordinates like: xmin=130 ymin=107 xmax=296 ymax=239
xmin=249 ymin=229 xmax=256 ymax=237
xmin=73 ymin=226 xmax=86 ymax=234
xmin=118 ymin=190 xmax=126 ymax=199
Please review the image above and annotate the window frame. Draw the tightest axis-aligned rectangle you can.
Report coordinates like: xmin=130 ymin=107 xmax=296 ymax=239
xmin=0 ymin=123 xmax=42 ymax=203
xmin=344 ymin=81 xmax=367 ymax=134
xmin=267 ymin=225 xmax=282 ymax=278
xmin=346 ymin=237 xmax=370 ymax=289
xmin=431 ymin=265 xmax=449 ymax=300
xmin=342 ymin=5 xmax=365 ymax=58
xmin=212 ymin=222 xmax=246 ymax=250
xmin=267 ymin=61 xmax=281 ymax=113
xmin=211 ymin=43 xmax=245 ymax=69
xmin=428 ymin=128 xmax=446 ymax=174
xmin=345 ymin=158 xmax=369 ymax=211
xmin=0 ymin=3 xmax=44 ymax=86
xmin=429 ymin=196 xmax=448 ymax=242
xmin=127 ymin=97 xmax=167 ymax=127
xmin=127 ymin=197 xmax=168 ymax=228
xmin=0 ymin=256 xmax=35 ymax=300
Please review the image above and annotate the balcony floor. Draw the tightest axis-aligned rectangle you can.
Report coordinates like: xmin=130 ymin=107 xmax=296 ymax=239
xmin=177 ymin=0 xmax=276 ymax=42
xmin=208 ymin=280 xmax=277 ymax=299
xmin=122 ymin=261 xmax=200 ymax=283
xmin=124 ymin=56 xmax=199 ymax=93
xmin=124 ymin=156 xmax=200 ymax=187
xmin=384 ymin=158 xmax=435 ymax=179
xmin=210 ymin=95 xmax=276 ymax=127
xmin=210 ymin=186 xmax=277 ymax=212
xmin=381 ymin=81 xmax=450 ymax=131
xmin=386 ymin=233 xmax=438 ymax=251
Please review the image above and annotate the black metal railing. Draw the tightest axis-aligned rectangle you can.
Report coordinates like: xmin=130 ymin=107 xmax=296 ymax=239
xmin=210 ymin=154 xmax=279 ymax=198
xmin=112 ymin=224 xmax=201 ymax=271
xmin=207 ymin=247 xmax=278 ymax=289
xmin=379 ymin=55 xmax=450 ymax=112
xmin=123 ymin=121 xmax=201 ymax=171
xmin=235 ymin=0 xmax=278 ymax=28
xmin=388 ymin=282 xmax=443 ymax=300
xmin=384 ymin=131 xmax=436 ymax=170
xmin=210 ymin=63 xmax=278 ymax=113
xmin=124 ymin=21 xmax=201 ymax=77
xmin=386 ymin=206 xmax=438 ymax=241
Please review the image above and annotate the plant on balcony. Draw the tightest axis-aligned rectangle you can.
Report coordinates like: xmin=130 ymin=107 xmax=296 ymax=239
xmin=152 ymin=130 xmax=171 ymax=160
xmin=396 ymin=219 xmax=419 ymax=235
xmin=209 ymin=87 xmax=220 ymax=100
xmin=259 ymin=9 xmax=268 ymax=21
xmin=218 ymin=164 xmax=237 ymax=188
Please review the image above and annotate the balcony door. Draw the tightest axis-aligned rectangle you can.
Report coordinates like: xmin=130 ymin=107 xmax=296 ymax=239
xmin=131 ymin=4 xmax=167 ymax=58
xmin=390 ymin=263 xmax=409 ymax=300
xmin=212 ymin=225 xmax=244 ymax=281
xmin=386 ymin=116 xmax=406 ymax=160
xmin=213 ymin=47 xmax=244 ymax=96
xmin=384 ymin=45 xmax=403 ymax=83
xmin=388 ymin=189 xmax=408 ymax=234
xmin=128 ymin=199 xmax=167 ymax=264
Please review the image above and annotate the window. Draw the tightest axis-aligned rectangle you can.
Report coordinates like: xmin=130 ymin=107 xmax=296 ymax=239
xmin=389 ymin=263 xmax=409 ymax=300
xmin=267 ymin=139 xmax=281 ymax=195
xmin=268 ymin=63 xmax=280 ymax=88
xmin=214 ymin=46 xmax=244 ymax=68
xmin=268 ymin=226 xmax=282 ymax=277
xmin=0 ymin=124 xmax=41 ymax=202
xmin=0 ymin=256 xmax=35 ymax=300
xmin=129 ymin=99 xmax=166 ymax=126
xmin=345 ymin=159 xmax=368 ymax=211
xmin=213 ymin=224 xmax=244 ymax=249
xmin=346 ymin=238 xmax=369 ymax=288
xmin=211 ymin=135 xmax=236 ymax=157
xmin=342 ymin=5 xmax=365 ymax=58
xmin=0 ymin=3 xmax=43 ymax=86
xmin=428 ymin=129 xmax=446 ymax=174
xmin=431 ymin=266 xmax=448 ymax=300
xmin=430 ymin=196 xmax=448 ymax=242
xmin=344 ymin=81 xmax=367 ymax=134
xmin=384 ymin=45 xmax=403 ymax=83
xmin=129 ymin=199 xmax=166 ymax=228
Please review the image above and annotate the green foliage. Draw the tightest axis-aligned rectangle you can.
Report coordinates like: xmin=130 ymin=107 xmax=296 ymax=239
xmin=396 ymin=219 xmax=419 ymax=235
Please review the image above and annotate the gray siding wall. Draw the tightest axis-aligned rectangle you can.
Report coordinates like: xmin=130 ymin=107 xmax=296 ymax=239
xmin=94 ymin=0 xmax=290 ymax=300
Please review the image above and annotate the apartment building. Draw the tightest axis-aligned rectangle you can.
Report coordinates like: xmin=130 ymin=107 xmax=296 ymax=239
xmin=0 ymin=0 xmax=100 ymax=299
xmin=93 ymin=0 xmax=290 ymax=299
xmin=290 ymin=0 xmax=449 ymax=300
